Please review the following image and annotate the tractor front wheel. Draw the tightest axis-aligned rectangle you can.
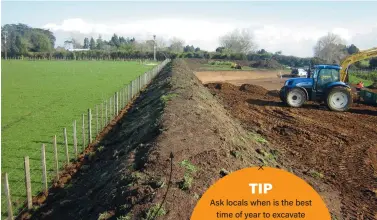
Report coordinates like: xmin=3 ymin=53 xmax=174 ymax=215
xmin=326 ymin=87 xmax=352 ymax=112
xmin=286 ymin=88 xmax=306 ymax=108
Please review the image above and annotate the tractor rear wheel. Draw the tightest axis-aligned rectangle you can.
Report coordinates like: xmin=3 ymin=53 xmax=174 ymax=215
xmin=326 ymin=87 xmax=352 ymax=112
xmin=286 ymin=88 xmax=306 ymax=108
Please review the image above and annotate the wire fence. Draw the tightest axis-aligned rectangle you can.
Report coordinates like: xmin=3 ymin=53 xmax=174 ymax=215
xmin=2 ymin=57 xmax=160 ymax=62
xmin=1 ymin=58 xmax=171 ymax=220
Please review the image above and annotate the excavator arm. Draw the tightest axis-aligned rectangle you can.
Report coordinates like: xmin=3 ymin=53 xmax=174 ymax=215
xmin=340 ymin=47 xmax=377 ymax=82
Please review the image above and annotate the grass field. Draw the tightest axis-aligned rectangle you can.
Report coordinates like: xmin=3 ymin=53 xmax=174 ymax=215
xmin=1 ymin=60 xmax=155 ymax=216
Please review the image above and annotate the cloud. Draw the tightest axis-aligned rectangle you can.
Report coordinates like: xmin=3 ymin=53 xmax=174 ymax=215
xmin=44 ymin=18 xmax=377 ymax=57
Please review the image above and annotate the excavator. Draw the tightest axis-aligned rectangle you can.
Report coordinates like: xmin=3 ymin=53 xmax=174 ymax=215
xmin=279 ymin=47 xmax=377 ymax=111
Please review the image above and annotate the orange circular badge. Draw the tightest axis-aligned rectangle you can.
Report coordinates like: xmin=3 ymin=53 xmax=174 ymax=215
xmin=191 ymin=167 xmax=330 ymax=220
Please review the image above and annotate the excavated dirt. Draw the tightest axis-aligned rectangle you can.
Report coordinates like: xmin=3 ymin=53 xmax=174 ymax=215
xmin=206 ymin=82 xmax=377 ymax=220
xmin=25 ymin=60 xmax=279 ymax=220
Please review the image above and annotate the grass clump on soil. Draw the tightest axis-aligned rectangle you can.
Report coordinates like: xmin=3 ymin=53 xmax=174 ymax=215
xmin=98 ymin=211 xmax=112 ymax=220
xmin=117 ymin=213 xmax=133 ymax=220
xmin=179 ymin=159 xmax=198 ymax=190
xmin=161 ymin=93 xmax=178 ymax=103
xmin=310 ymin=170 xmax=324 ymax=179
xmin=248 ymin=132 xmax=268 ymax=144
xmin=144 ymin=203 xmax=167 ymax=220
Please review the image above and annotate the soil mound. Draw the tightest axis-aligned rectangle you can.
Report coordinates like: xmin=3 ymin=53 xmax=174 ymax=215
xmin=239 ymin=83 xmax=268 ymax=95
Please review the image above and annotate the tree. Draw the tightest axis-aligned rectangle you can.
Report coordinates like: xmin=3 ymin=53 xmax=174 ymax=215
xmin=30 ymin=32 xmax=52 ymax=52
xmin=219 ymin=28 xmax=257 ymax=53
xmin=257 ymin=49 xmax=267 ymax=54
xmin=184 ymin=45 xmax=196 ymax=52
xmin=195 ymin=47 xmax=200 ymax=52
xmin=370 ymin=58 xmax=377 ymax=69
xmin=83 ymin=37 xmax=89 ymax=49
xmin=313 ymin=32 xmax=348 ymax=64
xmin=1 ymin=23 xmax=55 ymax=56
xmin=347 ymin=44 xmax=359 ymax=55
xmin=96 ymin=35 xmax=104 ymax=50
xmin=168 ymin=37 xmax=184 ymax=53
xmin=215 ymin=47 xmax=225 ymax=53
xmin=89 ymin=37 xmax=96 ymax=50
xmin=110 ymin=34 xmax=120 ymax=47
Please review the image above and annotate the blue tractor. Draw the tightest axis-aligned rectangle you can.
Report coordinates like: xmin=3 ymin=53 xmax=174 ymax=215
xmin=279 ymin=65 xmax=353 ymax=112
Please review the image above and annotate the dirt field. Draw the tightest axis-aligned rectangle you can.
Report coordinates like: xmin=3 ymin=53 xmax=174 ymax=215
xmin=195 ymin=70 xmax=289 ymax=90
xmin=204 ymin=83 xmax=377 ymax=219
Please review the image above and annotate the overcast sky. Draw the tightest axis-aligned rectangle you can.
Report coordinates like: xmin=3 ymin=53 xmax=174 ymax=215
xmin=2 ymin=1 xmax=377 ymax=57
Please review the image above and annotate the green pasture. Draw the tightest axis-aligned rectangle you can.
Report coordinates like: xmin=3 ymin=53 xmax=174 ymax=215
xmin=1 ymin=60 xmax=155 ymax=216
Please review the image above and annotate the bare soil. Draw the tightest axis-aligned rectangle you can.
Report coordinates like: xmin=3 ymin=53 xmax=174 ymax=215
xmin=206 ymin=82 xmax=377 ymax=219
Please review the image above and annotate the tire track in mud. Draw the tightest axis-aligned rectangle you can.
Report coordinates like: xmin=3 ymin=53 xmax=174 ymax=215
xmin=206 ymin=82 xmax=377 ymax=220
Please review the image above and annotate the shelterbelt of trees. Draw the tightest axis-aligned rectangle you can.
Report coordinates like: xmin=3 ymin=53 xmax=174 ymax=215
xmin=2 ymin=23 xmax=377 ymax=69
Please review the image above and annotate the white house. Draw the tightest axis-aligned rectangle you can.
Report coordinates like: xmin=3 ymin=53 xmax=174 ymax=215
xmin=67 ymin=48 xmax=90 ymax=52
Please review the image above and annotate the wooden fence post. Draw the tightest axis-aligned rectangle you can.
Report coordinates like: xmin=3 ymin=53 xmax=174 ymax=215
xmin=139 ymin=76 xmax=141 ymax=91
xmin=64 ymin=128 xmax=69 ymax=163
xmin=131 ymin=81 xmax=133 ymax=98
xmin=113 ymin=94 xmax=116 ymax=116
xmin=123 ymin=85 xmax=127 ymax=108
xmin=116 ymin=92 xmax=119 ymax=114
xmin=3 ymin=173 xmax=14 ymax=220
xmin=82 ymin=114 xmax=85 ymax=151
xmin=53 ymin=135 xmax=59 ymax=179
xmin=24 ymin=156 xmax=32 ymax=210
xmin=105 ymin=100 xmax=108 ymax=125
xmin=109 ymin=98 xmax=112 ymax=118
xmin=73 ymin=120 xmax=78 ymax=157
xmin=120 ymin=89 xmax=123 ymax=110
xmin=41 ymin=144 xmax=48 ymax=193
xmin=96 ymin=105 xmax=99 ymax=136
xmin=88 ymin=108 xmax=92 ymax=143
xmin=101 ymin=102 xmax=104 ymax=128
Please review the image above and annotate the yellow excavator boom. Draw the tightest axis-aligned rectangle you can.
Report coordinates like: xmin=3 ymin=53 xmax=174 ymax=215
xmin=340 ymin=47 xmax=377 ymax=82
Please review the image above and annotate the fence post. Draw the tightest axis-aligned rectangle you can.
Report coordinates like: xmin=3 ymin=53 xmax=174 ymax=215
xmin=131 ymin=81 xmax=134 ymax=98
xmin=105 ymin=100 xmax=108 ymax=125
xmin=101 ymin=102 xmax=104 ymax=128
xmin=73 ymin=120 xmax=78 ymax=157
xmin=64 ymin=128 xmax=69 ymax=163
xmin=53 ymin=135 xmax=59 ymax=180
xmin=82 ymin=114 xmax=85 ymax=151
xmin=96 ymin=105 xmax=99 ymax=136
xmin=3 ymin=173 xmax=14 ymax=220
xmin=125 ymin=85 xmax=128 ymax=106
xmin=109 ymin=98 xmax=112 ymax=118
xmin=24 ymin=156 xmax=32 ymax=210
xmin=41 ymin=144 xmax=48 ymax=193
xmin=116 ymin=92 xmax=119 ymax=114
xmin=120 ymin=89 xmax=123 ymax=110
xmin=88 ymin=108 xmax=92 ymax=143
xmin=139 ymin=75 xmax=141 ymax=91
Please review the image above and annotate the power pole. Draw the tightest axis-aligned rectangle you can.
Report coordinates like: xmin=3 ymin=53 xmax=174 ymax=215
xmin=153 ymin=35 xmax=156 ymax=61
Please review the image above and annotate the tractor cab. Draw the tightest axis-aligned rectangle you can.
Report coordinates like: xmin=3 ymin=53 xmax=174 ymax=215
xmin=279 ymin=65 xmax=352 ymax=111
xmin=310 ymin=65 xmax=346 ymax=99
